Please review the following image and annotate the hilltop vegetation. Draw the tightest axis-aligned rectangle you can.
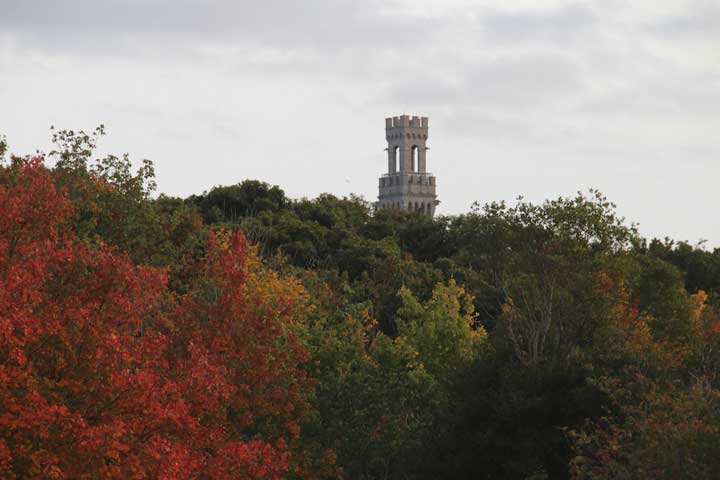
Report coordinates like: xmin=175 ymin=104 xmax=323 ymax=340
xmin=2 ymin=128 xmax=720 ymax=479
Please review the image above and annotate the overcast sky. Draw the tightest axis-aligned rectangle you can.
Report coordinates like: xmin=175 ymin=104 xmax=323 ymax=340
xmin=1 ymin=0 xmax=718 ymax=245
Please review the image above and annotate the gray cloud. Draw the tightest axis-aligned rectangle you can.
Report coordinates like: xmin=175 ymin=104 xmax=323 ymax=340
xmin=578 ymin=71 xmax=720 ymax=119
xmin=0 ymin=0 xmax=717 ymax=245
xmin=463 ymin=53 xmax=585 ymax=107
xmin=477 ymin=3 xmax=598 ymax=44
xmin=651 ymin=3 xmax=720 ymax=36
xmin=1 ymin=0 xmax=442 ymax=56
xmin=378 ymin=51 xmax=585 ymax=137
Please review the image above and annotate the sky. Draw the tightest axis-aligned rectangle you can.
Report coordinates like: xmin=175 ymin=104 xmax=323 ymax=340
xmin=1 ymin=0 xmax=718 ymax=245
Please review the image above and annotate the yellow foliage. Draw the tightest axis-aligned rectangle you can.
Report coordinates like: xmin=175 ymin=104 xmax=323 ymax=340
xmin=691 ymin=290 xmax=708 ymax=322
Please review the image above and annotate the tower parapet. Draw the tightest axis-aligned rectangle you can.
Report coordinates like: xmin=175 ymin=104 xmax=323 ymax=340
xmin=378 ymin=114 xmax=439 ymax=215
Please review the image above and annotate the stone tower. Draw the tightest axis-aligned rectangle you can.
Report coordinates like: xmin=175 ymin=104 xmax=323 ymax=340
xmin=377 ymin=115 xmax=438 ymax=215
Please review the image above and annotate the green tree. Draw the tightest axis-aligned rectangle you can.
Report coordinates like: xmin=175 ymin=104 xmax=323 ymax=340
xmin=397 ymin=279 xmax=485 ymax=379
xmin=191 ymin=179 xmax=288 ymax=224
xmin=298 ymin=271 xmax=446 ymax=480
xmin=569 ymin=375 xmax=720 ymax=480
xmin=42 ymin=126 xmax=206 ymax=276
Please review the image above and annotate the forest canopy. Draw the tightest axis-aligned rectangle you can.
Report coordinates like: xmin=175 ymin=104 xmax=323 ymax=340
xmin=1 ymin=128 xmax=719 ymax=479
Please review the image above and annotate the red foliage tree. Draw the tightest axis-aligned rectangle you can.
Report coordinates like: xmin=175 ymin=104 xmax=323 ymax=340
xmin=0 ymin=158 xmax=316 ymax=479
xmin=167 ymin=230 xmax=313 ymax=479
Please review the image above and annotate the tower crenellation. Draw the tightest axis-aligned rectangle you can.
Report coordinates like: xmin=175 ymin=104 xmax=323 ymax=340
xmin=385 ymin=115 xmax=429 ymax=129
xmin=378 ymin=114 xmax=439 ymax=216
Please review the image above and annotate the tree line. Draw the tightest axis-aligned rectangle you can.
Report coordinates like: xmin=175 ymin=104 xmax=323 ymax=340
xmin=1 ymin=128 xmax=719 ymax=479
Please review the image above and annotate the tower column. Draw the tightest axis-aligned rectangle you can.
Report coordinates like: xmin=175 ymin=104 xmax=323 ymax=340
xmin=388 ymin=147 xmax=396 ymax=173
xmin=418 ymin=147 xmax=427 ymax=173
xmin=400 ymin=146 xmax=412 ymax=173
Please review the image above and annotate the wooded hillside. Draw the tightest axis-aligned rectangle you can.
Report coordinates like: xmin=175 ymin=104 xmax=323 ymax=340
xmin=2 ymin=129 xmax=719 ymax=479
